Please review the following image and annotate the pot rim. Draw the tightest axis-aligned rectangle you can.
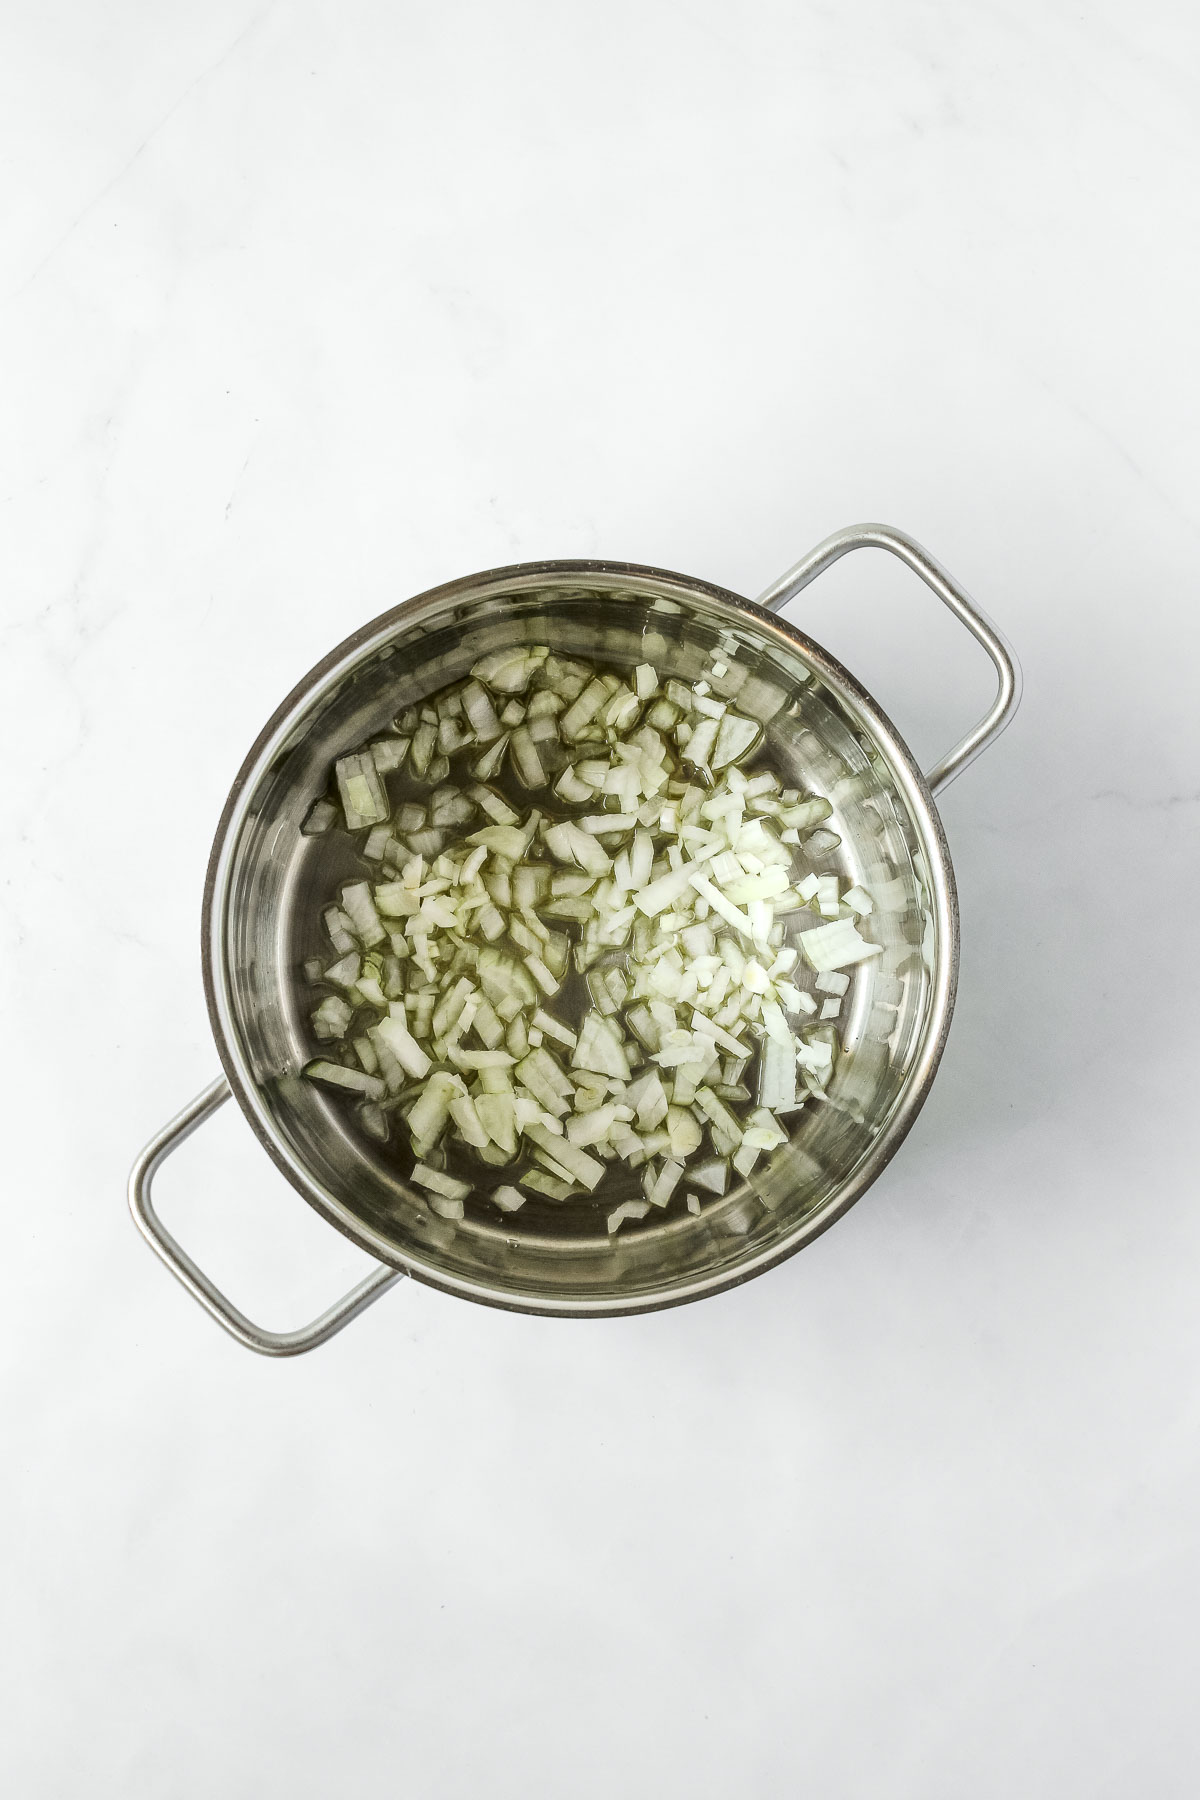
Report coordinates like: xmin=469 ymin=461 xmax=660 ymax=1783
xmin=201 ymin=558 xmax=959 ymax=1318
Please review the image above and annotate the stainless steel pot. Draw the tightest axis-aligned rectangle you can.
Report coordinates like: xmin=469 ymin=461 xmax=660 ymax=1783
xmin=130 ymin=524 xmax=1019 ymax=1355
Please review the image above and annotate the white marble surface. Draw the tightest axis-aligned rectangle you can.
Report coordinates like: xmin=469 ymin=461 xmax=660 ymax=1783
xmin=4 ymin=2 xmax=1200 ymax=1794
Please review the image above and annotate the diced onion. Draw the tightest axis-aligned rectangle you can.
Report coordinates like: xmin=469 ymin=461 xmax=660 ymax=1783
xmin=301 ymin=642 xmax=886 ymax=1225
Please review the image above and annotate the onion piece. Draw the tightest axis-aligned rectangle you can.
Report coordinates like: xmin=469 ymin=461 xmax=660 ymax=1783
xmin=607 ymin=1199 xmax=651 ymax=1233
xmin=411 ymin=1163 xmax=471 ymax=1201
xmin=335 ymin=752 xmax=390 ymax=831
xmin=644 ymin=1159 xmax=684 ymax=1207
xmin=305 ymin=1061 xmax=386 ymax=1100
xmin=523 ymin=1123 xmax=606 ymax=1191
xmin=572 ymin=1014 xmax=631 ymax=1080
xmin=798 ymin=918 xmax=883 ymax=971
xmin=407 ymin=1071 xmax=463 ymax=1145
xmin=711 ymin=712 xmax=760 ymax=770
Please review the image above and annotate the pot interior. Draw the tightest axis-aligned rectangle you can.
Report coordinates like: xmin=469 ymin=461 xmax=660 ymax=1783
xmin=205 ymin=565 xmax=954 ymax=1315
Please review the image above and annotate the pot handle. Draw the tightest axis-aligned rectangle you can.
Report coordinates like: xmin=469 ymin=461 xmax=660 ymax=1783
xmin=755 ymin=523 xmax=1021 ymax=794
xmin=129 ymin=1076 xmax=404 ymax=1356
